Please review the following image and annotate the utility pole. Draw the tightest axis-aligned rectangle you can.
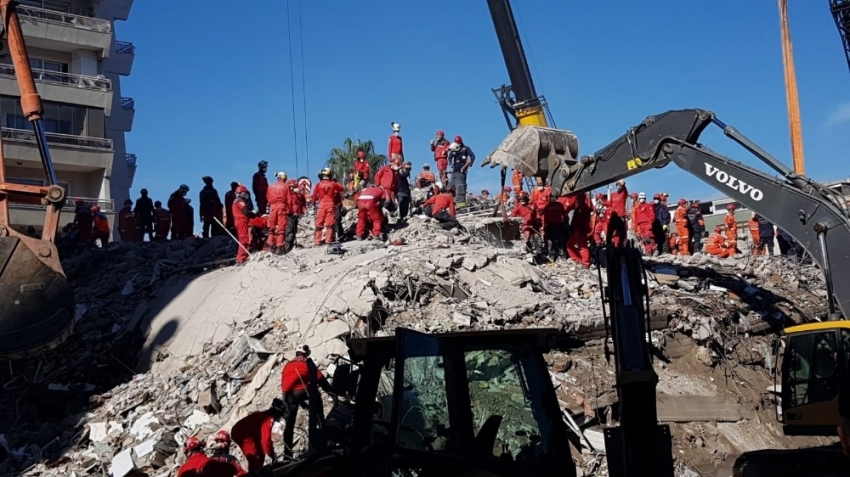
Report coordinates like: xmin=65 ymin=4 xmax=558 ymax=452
xmin=778 ymin=0 xmax=806 ymax=175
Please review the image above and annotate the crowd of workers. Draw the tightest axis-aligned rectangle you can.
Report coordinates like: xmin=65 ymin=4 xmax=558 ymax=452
xmin=176 ymin=345 xmax=336 ymax=476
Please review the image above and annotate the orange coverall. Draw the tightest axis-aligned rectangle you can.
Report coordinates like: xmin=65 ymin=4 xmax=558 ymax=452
xmin=674 ymin=205 xmax=691 ymax=255
xmin=706 ymin=232 xmax=731 ymax=258
xmin=266 ymin=180 xmax=291 ymax=250
xmin=748 ymin=217 xmax=760 ymax=256
xmin=311 ymin=179 xmax=344 ymax=244
xmin=725 ymin=213 xmax=739 ymax=253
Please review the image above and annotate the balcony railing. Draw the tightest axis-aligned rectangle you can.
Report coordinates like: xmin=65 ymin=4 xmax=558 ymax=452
xmin=1 ymin=128 xmax=113 ymax=151
xmin=126 ymin=153 xmax=137 ymax=167
xmin=0 ymin=64 xmax=111 ymax=91
xmin=16 ymin=5 xmax=112 ymax=33
xmin=116 ymin=41 xmax=135 ymax=54
xmin=121 ymin=97 xmax=135 ymax=110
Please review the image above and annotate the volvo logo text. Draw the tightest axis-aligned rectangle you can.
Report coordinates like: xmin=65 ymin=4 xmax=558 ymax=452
xmin=704 ymin=164 xmax=764 ymax=201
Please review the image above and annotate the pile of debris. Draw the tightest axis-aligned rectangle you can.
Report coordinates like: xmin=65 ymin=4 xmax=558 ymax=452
xmin=0 ymin=210 xmax=832 ymax=476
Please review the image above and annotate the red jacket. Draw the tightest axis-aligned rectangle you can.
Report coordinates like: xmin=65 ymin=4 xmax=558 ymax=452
xmin=531 ymin=187 xmax=551 ymax=213
xmin=610 ymin=187 xmax=628 ymax=219
xmin=374 ymin=166 xmax=398 ymax=192
xmin=388 ymin=134 xmax=404 ymax=159
xmin=231 ymin=410 xmax=276 ymax=459
xmin=634 ymin=202 xmax=655 ymax=227
xmin=289 ymin=188 xmax=307 ymax=214
xmin=358 ymin=187 xmax=385 ymax=207
xmin=566 ymin=192 xmax=593 ymax=233
xmin=423 ymin=193 xmax=456 ymax=217
xmin=431 ymin=138 xmax=450 ymax=160
xmin=267 ymin=181 xmax=291 ymax=209
xmin=354 ymin=159 xmax=370 ymax=180
xmin=176 ymin=452 xmax=212 ymax=477
xmin=93 ymin=213 xmax=110 ymax=233
xmin=511 ymin=203 xmax=535 ymax=226
xmin=232 ymin=198 xmax=251 ymax=224
xmin=311 ymin=179 xmax=344 ymax=207
xmin=542 ymin=200 xmax=566 ymax=224
xmin=281 ymin=356 xmax=326 ymax=393
xmin=252 ymin=172 xmax=268 ymax=200
xmin=211 ymin=454 xmax=248 ymax=476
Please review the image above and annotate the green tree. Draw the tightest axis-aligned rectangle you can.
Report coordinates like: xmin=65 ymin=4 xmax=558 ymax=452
xmin=325 ymin=138 xmax=387 ymax=181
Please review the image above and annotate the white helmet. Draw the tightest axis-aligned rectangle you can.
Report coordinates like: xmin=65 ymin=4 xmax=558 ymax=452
xmin=638 ymin=192 xmax=646 ymax=199
xmin=295 ymin=344 xmax=311 ymax=356
xmin=275 ymin=171 xmax=287 ymax=180
xmin=391 ymin=122 xmax=401 ymax=132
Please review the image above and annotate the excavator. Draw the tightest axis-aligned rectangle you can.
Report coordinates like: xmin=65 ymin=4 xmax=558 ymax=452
xmin=0 ymin=0 xmax=76 ymax=359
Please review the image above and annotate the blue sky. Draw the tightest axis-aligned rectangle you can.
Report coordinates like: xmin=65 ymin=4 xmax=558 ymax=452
xmin=118 ymin=0 xmax=849 ymax=217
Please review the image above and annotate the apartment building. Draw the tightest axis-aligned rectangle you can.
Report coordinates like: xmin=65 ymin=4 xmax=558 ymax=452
xmin=2 ymin=0 xmax=135 ymax=238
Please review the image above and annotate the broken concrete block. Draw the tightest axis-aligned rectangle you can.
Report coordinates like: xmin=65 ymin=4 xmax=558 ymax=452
xmin=198 ymin=383 xmax=221 ymax=415
xmin=452 ymin=312 xmax=472 ymax=328
xmin=108 ymin=448 xmax=136 ymax=477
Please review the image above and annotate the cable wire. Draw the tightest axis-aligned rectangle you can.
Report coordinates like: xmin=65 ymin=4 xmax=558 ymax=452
xmin=297 ymin=0 xmax=310 ymax=174
xmin=285 ymin=0 xmax=300 ymax=176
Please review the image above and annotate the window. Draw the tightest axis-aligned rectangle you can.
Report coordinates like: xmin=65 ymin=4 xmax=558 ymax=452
xmin=396 ymin=334 xmax=451 ymax=452
xmin=19 ymin=1 xmax=69 ymax=13
xmin=785 ymin=331 xmax=841 ymax=408
xmin=1 ymin=96 xmax=79 ymax=135
xmin=28 ymin=58 xmax=69 ymax=85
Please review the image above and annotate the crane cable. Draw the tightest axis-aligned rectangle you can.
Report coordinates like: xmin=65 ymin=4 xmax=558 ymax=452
xmin=297 ymin=0 xmax=310 ymax=175
xmin=285 ymin=0 xmax=300 ymax=176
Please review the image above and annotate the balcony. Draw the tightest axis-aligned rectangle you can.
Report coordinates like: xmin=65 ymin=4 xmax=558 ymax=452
xmin=0 ymin=64 xmax=113 ymax=112
xmin=17 ymin=6 xmax=113 ymax=57
xmin=104 ymin=41 xmax=135 ymax=76
xmin=126 ymin=153 xmax=137 ymax=167
xmin=2 ymin=127 xmax=114 ymax=173
xmin=121 ymin=97 xmax=135 ymax=109
xmin=8 ymin=197 xmax=115 ymax=232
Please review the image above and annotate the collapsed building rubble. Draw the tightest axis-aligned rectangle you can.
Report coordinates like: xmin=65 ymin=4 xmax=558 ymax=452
xmin=0 ymin=208 xmax=835 ymax=476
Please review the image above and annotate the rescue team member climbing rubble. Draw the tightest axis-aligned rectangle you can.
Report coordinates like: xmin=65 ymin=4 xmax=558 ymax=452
xmin=357 ymin=185 xmax=387 ymax=241
xmin=354 ymin=150 xmax=371 ymax=189
xmin=210 ymin=430 xmax=247 ymax=476
xmin=312 ymin=168 xmax=344 ymax=245
xmin=231 ymin=184 xmax=255 ymax=265
xmin=280 ymin=345 xmax=335 ymax=460
xmin=430 ymin=129 xmax=450 ymax=185
xmin=266 ymin=172 xmax=291 ymax=255
xmin=388 ymin=122 xmax=404 ymax=164
xmin=231 ymin=399 xmax=288 ymax=470
xmin=447 ymin=135 xmax=475 ymax=207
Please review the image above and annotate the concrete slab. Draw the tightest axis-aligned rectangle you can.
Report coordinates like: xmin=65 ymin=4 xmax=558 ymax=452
xmin=656 ymin=394 xmax=753 ymax=422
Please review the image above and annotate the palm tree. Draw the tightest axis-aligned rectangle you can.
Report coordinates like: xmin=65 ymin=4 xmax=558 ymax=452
xmin=325 ymin=138 xmax=387 ymax=181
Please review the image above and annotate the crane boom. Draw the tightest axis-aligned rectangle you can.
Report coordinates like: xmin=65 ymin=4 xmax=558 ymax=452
xmin=778 ymin=0 xmax=806 ymax=175
xmin=830 ymin=0 xmax=850 ymax=74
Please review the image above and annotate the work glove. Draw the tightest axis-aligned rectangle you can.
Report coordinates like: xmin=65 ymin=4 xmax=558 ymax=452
xmin=663 ymin=224 xmax=668 ymax=231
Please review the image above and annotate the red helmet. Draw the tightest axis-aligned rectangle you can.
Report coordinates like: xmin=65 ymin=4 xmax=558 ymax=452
xmin=503 ymin=186 xmax=511 ymax=192
xmin=629 ymin=192 xmax=638 ymax=199
xmin=357 ymin=151 xmax=366 ymax=159
xmin=653 ymin=193 xmax=662 ymax=200
xmin=183 ymin=436 xmax=205 ymax=455
xmin=287 ymin=179 xmax=297 ymax=187
xmin=518 ymin=191 xmax=530 ymax=201
xmin=714 ymin=225 xmax=723 ymax=233
xmin=436 ymin=130 xmax=444 ymax=136
xmin=727 ymin=204 xmax=736 ymax=212
xmin=235 ymin=184 xmax=248 ymax=194
xmin=678 ymin=198 xmax=687 ymax=206
xmin=213 ymin=430 xmax=231 ymax=449
xmin=595 ymin=192 xmax=605 ymax=201
xmin=454 ymin=135 xmax=463 ymax=144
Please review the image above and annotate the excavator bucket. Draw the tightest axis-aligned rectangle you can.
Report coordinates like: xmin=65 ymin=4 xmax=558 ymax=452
xmin=482 ymin=125 xmax=580 ymax=181
xmin=0 ymin=235 xmax=75 ymax=358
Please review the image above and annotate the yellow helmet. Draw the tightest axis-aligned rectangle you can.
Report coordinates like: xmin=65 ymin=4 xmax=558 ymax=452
xmin=319 ymin=168 xmax=333 ymax=178
xmin=275 ymin=171 xmax=287 ymax=180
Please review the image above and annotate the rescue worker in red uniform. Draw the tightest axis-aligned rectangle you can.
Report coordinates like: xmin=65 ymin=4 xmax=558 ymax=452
xmin=512 ymin=192 xmax=537 ymax=251
xmin=724 ymin=204 xmax=740 ymax=255
xmin=168 ymin=184 xmax=190 ymax=240
xmin=388 ymin=122 xmax=404 ymax=164
xmin=542 ymin=198 xmax=567 ymax=260
xmin=253 ymin=160 xmax=269 ymax=215
xmin=118 ymin=199 xmax=138 ymax=242
xmin=354 ymin=151 xmax=371 ymax=188
xmin=199 ymin=176 xmax=224 ymax=239
xmin=265 ymin=172 xmax=291 ymax=254
xmin=430 ymin=129 xmax=450 ymax=185
xmin=311 ymin=168 xmax=344 ymax=245
xmin=285 ymin=179 xmax=306 ymax=253
xmin=232 ymin=185 xmax=254 ymax=264
xmin=176 ymin=437 xmax=210 ymax=477
xmin=423 ymin=186 xmax=459 ymax=229
xmin=374 ymin=161 xmax=400 ymax=211
xmin=224 ymin=182 xmax=239 ymax=233
xmin=210 ymin=430 xmax=247 ymax=477
xmin=674 ymin=198 xmax=691 ymax=256
xmin=281 ymin=345 xmax=334 ymax=460
xmin=706 ymin=225 xmax=732 ymax=258
xmin=74 ymin=199 xmax=93 ymax=248
xmin=91 ymin=205 xmax=110 ymax=246
xmin=415 ymin=164 xmax=436 ymax=189
xmin=531 ymin=177 xmax=551 ymax=228
xmin=634 ymin=192 xmax=656 ymax=254
xmin=153 ymin=201 xmax=171 ymax=242
xmin=231 ymin=399 xmax=287 ymax=470
xmin=356 ymin=186 xmax=386 ymax=240
xmin=610 ymin=179 xmax=629 ymax=223
xmin=565 ymin=192 xmax=593 ymax=268
xmin=511 ymin=169 xmax=524 ymax=194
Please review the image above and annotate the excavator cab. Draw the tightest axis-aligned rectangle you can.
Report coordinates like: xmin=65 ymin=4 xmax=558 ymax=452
xmin=780 ymin=321 xmax=850 ymax=436
xmin=0 ymin=0 xmax=76 ymax=358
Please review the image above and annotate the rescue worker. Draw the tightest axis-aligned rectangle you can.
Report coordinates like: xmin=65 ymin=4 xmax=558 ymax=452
xmin=776 ymin=228 xmax=794 ymax=256
xmin=426 ymin=183 xmax=441 ymax=201
xmin=511 ymin=169 xmax=524 ymax=194
xmin=356 ymin=185 xmax=386 ymax=240
xmin=634 ymin=192 xmax=656 ymax=255
xmin=210 ymin=430 xmax=247 ymax=477
xmin=266 ymin=172 xmax=290 ymax=254
xmin=74 ymin=199 xmax=93 ymax=248
xmin=224 ymin=182 xmax=239 ymax=233
xmin=496 ymin=186 xmax=511 ymax=206
xmin=480 ymin=189 xmax=491 ymax=201
xmin=232 ymin=185 xmax=254 ymax=264
xmin=231 ymin=398 xmax=287 ymax=470
xmin=134 ymin=188 xmax=154 ymax=241
xmin=748 ymin=212 xmax=760 ymax=256
xmin=430 ymin=130 xmax=450 ymax=185
xmin=531 ymin=177 xmax=551 ymax=228
xmin=423 ymin=186 xmax=459 ymax=229
xmin=542 ymin=198 xmax=567 ymax=260
xmin=199 ymin=176 xmax=224 ymax=239
xmin=184 ymin=198 xmax=195 ymax=238
xmin=447 ymin=136 xmax=475 ymax=207
xmin=397 ymin=162 xmax=412 ymax=222
xmin=354 ymin=150 xmax=371 ymax=188
xmin=311 ymin=168 xmax=344 ymax=245
xmin=512 ymin=192 xmax=536 ymax=252
xmin=610 ymin=180 xmax=629 ymax=222
xmin=628 ymin=192 xmax=639 ymax=232
xmin=652 ymin=193 xmax=671 ymax=254
xmin=668 ymin=232 xmax=679 ymax=255
xmin=374 ymin=160 xmax=400 ymax=213
xmin=91 ymin=205 xmax=110 ymax=247
xmin=706 ymin=225 xmax=732 ymax=258
xmin=168 ymin=184 xmax=190 ymax=240
xmin=724 ymin=204 xmax=740 ymax=255
xmin=281 ymin=345 xmax=334 ymax=460
xmin=153 ymin=201 xmax=171 ymax=242
xmin=415 ymin=164 xmax=436 ymax=189
xmin=674 ymin=198 xmax=691 ymax=255
xmin=565 ymin=192 xmax=593 ymax=268
xmin=253 ymin=160 xmax=269 ymax=215
xmin=176 ymin=437 xmax=211 ymax=477
xmin=755 ymin=214 xmax=775 ymax=256
xmin=285 ymin=179 xmax=305 ymax=253
xmin=388 ymin=122 xmax=404 ymax=163
xmin=118 ymin=199 xmax=138 ymax=242
xmin=687 ymin=201 xmax=704 ymax=253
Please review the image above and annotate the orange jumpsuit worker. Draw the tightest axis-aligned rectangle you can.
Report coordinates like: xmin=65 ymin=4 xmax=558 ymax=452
xmin=416 ymin=165 xmax=436 ymax=189
xmin=252 ymin=160 xmax=269 ymax=215
xmin=531 ymin=178 xmax=551 ymax=228
xmin=118 ymin=199 xmax=138 ymax=242
xmin=724 ymin=204 xmax=739 ymax=254
xmin=511 ymin=169 xmax=524 ymax=194
xmin=231 ymin=399 xmax=287 ymax=470
xmin=356 ymin=186 xmax=386 ymax=240
xmin=210 ymin=430 xmax=247 ymax=477
xmin=232 ymin=185 xmax=254 ymax=264
xmin=629 ymin=192 xmax=639 ymax=232
xmin=91 ymin=205 xmax=110 ymax=246
xmin=311 ymin=168 xmax=344 ymax=245
xmin=388 ymin=122 xmax=404 ymax=163
xmin=668 ymin=232 xmax=679 ymax=255
xmin=354 ymin=151 xmax=371 ymax=188
xmin=706 ymin=226 xmax=732 ymax=258
xmin=430 ymin=130 xmax=450 ymax=185
xmin=565 ymin=192 xmax=592 ymax=268
xmin=153 ymin=201 xmax=171 ymax=242
xmin=674 ymin=198 xmax=691 ymax=255
xmin=511 ymin=192 xmax=536 ymax=249
xmin=266 ymin=172 xmax=291 ymax=254
xmin=748 ymin=212 xmax=760 ymax=256
xmin=281 ymin=345 xmax=334 ymax=459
